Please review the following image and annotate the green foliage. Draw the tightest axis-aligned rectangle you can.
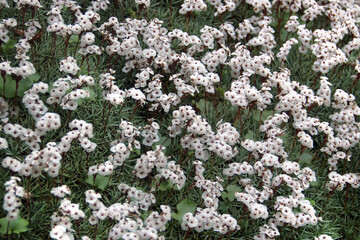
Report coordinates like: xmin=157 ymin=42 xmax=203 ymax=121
xmin=0 ymin=74 xmax=16 ymax=98
xmin=244 ymin=130 xmax=255 ymax=140
xmin=0 ymin=216 xmax=29 ymax=235
xmin=69 ymin=35 xmax=79 ymax=44
xmin=253 ymin=110 xmax=273 ymax=122
xmin=299 ymin=152 xmax=313 ymax=165
xmin=0 ymin=73 xmax=40 ymax=98
xmin=1 ymin=39 xmax=16 ymax=54
xmin=221 ymin=184 xmax=242 ymax=202
xmin=172 ymin=199 xmax=197 ymax=223
xmin=85 ymin=175 xmax=112 ymax=190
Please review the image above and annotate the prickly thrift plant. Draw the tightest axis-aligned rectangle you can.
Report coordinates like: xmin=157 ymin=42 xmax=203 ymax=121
xmin=1 ymin=0 xmax=360 ymax=239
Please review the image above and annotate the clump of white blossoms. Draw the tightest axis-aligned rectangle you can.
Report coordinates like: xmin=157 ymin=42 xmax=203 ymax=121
xmin=69 ymin=119 xmax=97 ymax=153
xmin=135 ymin=0 xmax=151 ymax=8
xmin=99 ymin=69 xmax=126 ymax=106
xmin=85 ymin=189 xmax=164 ymax=239
xmin=108 ymin=141 xmax=131 ymax=168
xmin=118 ymin=120 xmax=141 ymax=150
xmin=58 ymin=198 xmax=85 ymax=221
xmin=22 ymin=82 xmax=49 ymax=120
xmin=179 ymin=0 xmax=207 ymax=15
xmin=144 ymin=205 xmax=171 ymax=232
xmin=78 ymin=32 xmax=102 ymax=56
xmin=141 ymin=120 xmax=160 ymax=146
xmin=51 ymin=185 xmax=71 ymax=198
xmin=207 ymin=0 xmax=239 ymax=16
xmin=50 ymin=211 xmax=78 ymax=240
xmin=168 ymin=105 xmax=239 ymax=161
xmin=180 ymin=161 xmax=238 ymax=234
xmin=59 ymin=57 xmax=80 ymax=76
xmin=0 ymin=137 xmax=8 ymax=149
xmin=36 ymin=113 xmax=62 ymax=136
xmin=0 ymin=18 xmax=16 ymax=42
xmin=87 ymin=0 xmax=110 ymax=12
xmin=134 ymin=145 xmax=169 ymax=179
xmin=3 ymin=177 xmax=25 ymax=221
xmin=47 ymin=73 xmax=95 ymax=110
xmin=118 ymin=183 xmax=156 ymax=211
xmin=315 ymin=234 xmax=334 ymax=240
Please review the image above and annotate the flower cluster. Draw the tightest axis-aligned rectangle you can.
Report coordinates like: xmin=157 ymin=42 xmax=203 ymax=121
xmin=78 ymin=32 xmax=102 ymax=56
xmin=141 ymin=121 xmax=160 ymax=146
xmin=58 ymin=198 xmax=85 ymax=220
xmin=134 ymin=145 xmax=169 ymax=178
xmin=51 ymin=185 xmax=71 ymax=198
xmin=50 ymin=215 xmax=75 ymax=240
xmin=118 ymin=184 xmax=156 ymax=211
xmin=85 ymin=189 xmax=163 ymax=240
xmin=0 ymin=18 xmax=16 ymax=42
xmin=59 ymin=56 xmax=80 ymax=75
xmin=99 ymin=69 xmax=126 ymax=106
xmin=47 ymin=74 xmax=94 ymax=110
xmin=3 ymin=177 xmax=25 ymax=221
xmin=179 ymin=0 xmax=207 ymax=15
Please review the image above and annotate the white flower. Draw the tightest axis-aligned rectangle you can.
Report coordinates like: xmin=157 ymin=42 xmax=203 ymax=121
xmin=135 ymin=0 xmax=150 ymax=8
xmin=127 ymin=88 xmax=146 ymax=104
xmin=50 ymin=225 xmax=67 ymax=240
xmin=315 ymin=234 xmax=333 ymax=240
xmin=51 ymin=185 xmax=71 ymax=198
xmin=0 ymin=137 xmax=8 ymax=149
xmin=59 ymin=57 xmax=80 ymax=75
xmin=298 ymin=131 xmax=314 ymax=148
xmin=81 ymin=32 xmax=95 ymax=45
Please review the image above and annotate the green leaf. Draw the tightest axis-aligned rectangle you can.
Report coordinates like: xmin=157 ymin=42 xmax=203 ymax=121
xmin=86 ymin=175 xmax=111 ymax=190
xmin=158 ymin=180 xmax=172 ymax=191
xmin=293 ymin=208 xmax=301 ymax=214
xmin=75 ymin=87 xmax=95 ymax=105
xmin=76 ymin=98 xmax=84 ymax=106
xmin=0 ymin=216 xmax=29 ymax=234
xmin=1 ymin=39 xmax=16 ymax=54
xmin=306 ymin=198 xmax=316 ymax=206
xmin=141 ymin=211 xmax=150 ymax=220
xmin=280 ymin=28 xmax=289 ymax=42
xmin=155 ymin=134 xmax=170 ymax=148
xmin=218 ymin=201 xmax=229 ymax=213
xmin=216 ymin=87 xmax=225 ymax=98
xmin=196 ymin=99 xmax=206 ymax=112
xmin=151 ymin=178 xmax=178 ymax=191
xmin=82 ymin=87 xmax=96 ymax=101
xmin=171 ymin=199 xmax=197 ymax=222
xmin=196 ymin=99 xmax=215 ymax=115
xmin=299 ymin=152 xmax=312 ymax=165
xmin=223 ymin=185 xmax=242 ymax=202
xmin=310 ymin=180 xmax=319 ymax=187
xmin=26 ymin=72 xmax=40 ymax=82
xmin=69 ymin=35 xmax=79 ymax=43
xmin=16 ymin=78 xmax=33 ymax=97
xmin=0 ymin=74 xmax=16 ymax=98
xmin=79 ymin=67 xmax=88 ymax=75
xmin=244 ymin=130 xmax=255 ymax=140
xmin=221 ymin=69 xmax=229 ymax=77
xmin=0 ymin=73 xmax=39 ymax=98
xmin=253 ymin=110 xmax=273 ymax=122
xmin=279 ymin=131 xmax=289 ymax=143
xmin=131 ymin=148 xmax=141 ymax=155
xmin=218 ymin=200 xmax=232 ymax=214
xmin=128 ymin=8 xmax=136 ymax=18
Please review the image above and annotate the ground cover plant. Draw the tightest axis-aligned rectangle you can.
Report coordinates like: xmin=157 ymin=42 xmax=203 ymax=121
xmin=0 ymin=0 xmax=360 ymax=239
